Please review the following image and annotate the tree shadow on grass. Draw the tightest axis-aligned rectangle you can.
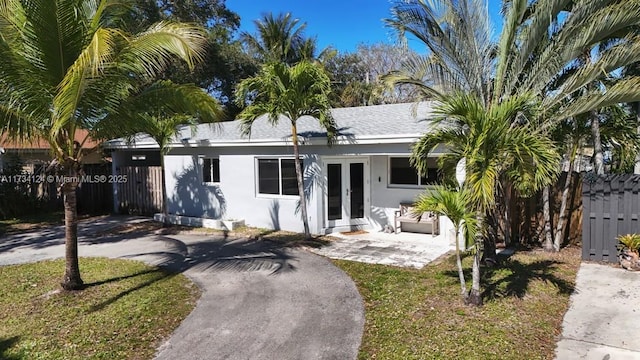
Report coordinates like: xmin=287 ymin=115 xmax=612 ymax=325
xmin=442 ymin=255 xmax=575 ymax=302
xmin=83 ymin=268 xmax=164 ymax=288
xmin=480 ymin=258 xmax=575 ymax=301
xmin=87 ymin=270 xmax=177 ymax=313
xmin=0 ymin=336 xmax=21 ymax=360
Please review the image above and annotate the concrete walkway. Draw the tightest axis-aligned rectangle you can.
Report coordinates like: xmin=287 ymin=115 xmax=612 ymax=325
xmin=555 ymin=263 xmax=640 ymax=359
xmin=311 ymin=231 xmax=453 ymax=268
xmin=0 ymin=217 xmax=365 ymax=360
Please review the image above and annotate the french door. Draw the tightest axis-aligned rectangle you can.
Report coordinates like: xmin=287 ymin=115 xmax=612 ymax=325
xmin=325 ymin=157 xmax=369 ymax=228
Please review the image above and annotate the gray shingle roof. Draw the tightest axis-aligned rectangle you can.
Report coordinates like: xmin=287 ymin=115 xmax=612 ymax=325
xmin=105 ymin=102 xmax=436 ymax=148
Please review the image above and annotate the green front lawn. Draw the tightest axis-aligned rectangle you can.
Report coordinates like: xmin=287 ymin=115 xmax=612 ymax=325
xmin=0 ymin=258 xmax=199 ymax=360
xmin=334 ymin=247 xmax=580 ymax=360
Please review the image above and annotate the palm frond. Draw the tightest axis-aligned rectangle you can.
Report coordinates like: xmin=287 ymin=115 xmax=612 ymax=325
xmin=494 ymin=0 xmax=528 ymax=100
xmin=52 ymin=27 xmax=122 ymax=136
xmin=117 ymin=21 xmax=207 ymax=80
xmin=545 ymin=76 xmax=640 ymax=128
xmin=498 ymin=0 xmax=572 ymax=98
xmin=235 ymin=60 xmax=334 ymax=142
xmin=386 ymin=0 xmax=494 ymax=104
xmin=545 ymin=36 xmax=640 ymax=110
xmin=523 ymin=0 xmax=640 ymax=95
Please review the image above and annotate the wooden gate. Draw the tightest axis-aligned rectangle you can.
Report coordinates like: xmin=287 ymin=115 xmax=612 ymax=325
xmin=116 ymin=166 xmax=163 ymax=215
xmin=77 ymin=164 xmax=113 ymax=215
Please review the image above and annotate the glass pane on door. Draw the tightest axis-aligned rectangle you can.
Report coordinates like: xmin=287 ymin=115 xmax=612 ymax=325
xmin=350 ymin=163 xmax=364 ymax=219
xmin=327 ymin=163 xmax=342 ymax=220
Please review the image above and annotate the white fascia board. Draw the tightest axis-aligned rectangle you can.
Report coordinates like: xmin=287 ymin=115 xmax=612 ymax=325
xmin=174 ymin=134 xmax=421 ymax=148
xmin=106 ymin=133 xmax=423 ymax=149
xmin=103 ymin=141 xmax=160 ymax=150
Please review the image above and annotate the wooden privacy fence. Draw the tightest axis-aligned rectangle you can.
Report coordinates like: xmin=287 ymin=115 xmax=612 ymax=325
xmin=582 ymin=174 xmax=640 ymax=262
xmin=77 ymin=164 xmax=112 ymax=214
xmin=116 ymin=166 xmax=163 ymax=215
xmin=23 ymin=164 xmax=113 ymax=215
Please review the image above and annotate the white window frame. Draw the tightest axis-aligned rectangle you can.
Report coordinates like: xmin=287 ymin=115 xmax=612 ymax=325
xmin=201 ymin=156 xmax=220 ymax=184
xmin=387 ymin=156 xmax=439 ymax=189
xmin=255 ymin=157 xmax=300 ymax=198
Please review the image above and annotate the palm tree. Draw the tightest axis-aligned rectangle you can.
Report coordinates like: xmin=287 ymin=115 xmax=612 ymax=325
xmin=410 ymin=92 xmax=559 ymax=305
xmin=414 ymin=186 xmax=476 ymax=302
xmin=240 ymin=12 xmax=334 ymax=65
xmin=386 ymin=0 xmax=640 ymax=257
xmin=100 ymin=80 xmax=224 ymax=224
xmin=0 ymin=0 xmax=208 ymax=290
xmin=235 ymin=61 xmax=337 ymax=240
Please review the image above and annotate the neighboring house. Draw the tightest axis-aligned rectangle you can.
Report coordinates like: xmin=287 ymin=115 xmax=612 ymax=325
xmin=104 ymin=102 xmax=454 ymax=235
xmin=0 ymin=130 xmax=103 ymax=172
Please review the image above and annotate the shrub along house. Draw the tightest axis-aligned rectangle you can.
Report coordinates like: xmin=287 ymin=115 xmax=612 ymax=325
xmin=104 ymin=102 xmax=454 ymax=235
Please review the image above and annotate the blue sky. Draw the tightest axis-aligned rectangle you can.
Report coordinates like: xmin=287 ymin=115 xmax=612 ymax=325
xmin=225 ymin=0 xmax=504 ymax=53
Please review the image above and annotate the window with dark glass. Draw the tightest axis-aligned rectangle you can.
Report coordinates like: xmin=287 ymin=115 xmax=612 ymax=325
xmin=258 ymin=159 xmax=279 ymax=194
xmin=203 ymin=158 xmax=220 ymax=183
xmin=390 ymin=157 xmax=418 ymax=185
xmin=257 ymin=158 xmax=301 ymax=196
xmin=280 ymin=159 xmax=298 ymax=195
xmin=389 ymin=157 xmax=440 ymax=186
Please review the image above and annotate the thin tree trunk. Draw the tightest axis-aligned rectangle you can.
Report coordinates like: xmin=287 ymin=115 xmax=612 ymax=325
xmin=160 ymin=153 xmax=168 ymax=225
xmin=553 ymin=160 xmax=574 ymax=251
xmin=467 ymin=212 xmax=483 ymax=306
xmin=61 ymin=175 xmax=83 ymax=290
xmin=291 ymin=123 xmax=311 ymax=239
xmin=454 ymin=226 xmax=467 ymax=301
xmin=542 ymin=185 xmax=554 ymax=251
xmin=591 ymin=110 xmax=604 ymax=175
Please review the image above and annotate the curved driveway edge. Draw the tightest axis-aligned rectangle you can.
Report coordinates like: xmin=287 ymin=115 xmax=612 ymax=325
xmin=0 ymin=217 xmax=365 ymax=360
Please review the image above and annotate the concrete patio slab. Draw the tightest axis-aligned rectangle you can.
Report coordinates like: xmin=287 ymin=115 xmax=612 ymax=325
xmin=311 ymin=231 xmax=454 ymax=268
xmin=555 ymin=263 xmax=640 ymax=359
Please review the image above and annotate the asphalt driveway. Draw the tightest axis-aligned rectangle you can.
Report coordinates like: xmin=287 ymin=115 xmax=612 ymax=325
xmin=0 ymin=216 xmax=365 ymax=360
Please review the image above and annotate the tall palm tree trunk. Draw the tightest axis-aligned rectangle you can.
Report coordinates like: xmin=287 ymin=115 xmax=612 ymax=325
xmin=291 ymin=123 xmax=311 ymax=239
xmin=553 ymin=159 xmax=574 ymax=251
xmin=160 ymin=153 xmax=168 ymax=225
xmin=542 ymin=185 xmax=554 ymax=251
xmin=61 ymin=173 xmax=83 ymax=290
xmin=468 ymin=212 xmax=483 ymax=306
xmin=591 ymin=111 xmax=604 ymax=175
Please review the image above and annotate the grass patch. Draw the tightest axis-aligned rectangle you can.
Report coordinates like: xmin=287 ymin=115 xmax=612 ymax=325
xmin=0 ymin=258 xmax=199 ymax=360
xmin=334 ymin=247 xmax=581 ymax=360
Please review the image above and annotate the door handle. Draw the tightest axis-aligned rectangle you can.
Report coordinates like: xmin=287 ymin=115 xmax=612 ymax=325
xmin=346 ymin=188 xmax=349 ymax=196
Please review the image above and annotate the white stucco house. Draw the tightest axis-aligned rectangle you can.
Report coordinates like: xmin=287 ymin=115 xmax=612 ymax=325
xmin=104 ymin=102 xmax=454 ymax=236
